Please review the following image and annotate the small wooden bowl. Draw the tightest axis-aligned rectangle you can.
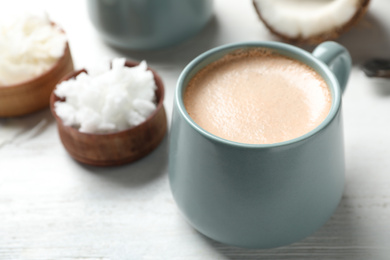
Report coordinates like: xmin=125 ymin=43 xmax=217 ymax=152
xmin=0 ymin=43 xmax=74 ymax=117
xmin=50 ymin=61 xmax=168 ymax=167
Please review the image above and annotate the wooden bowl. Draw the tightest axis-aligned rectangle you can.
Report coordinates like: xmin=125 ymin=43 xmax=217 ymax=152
xmin=50 ymin=61 xmax=168 ymax=166
xmin=0 ymin=43 xmax=74 ymax=117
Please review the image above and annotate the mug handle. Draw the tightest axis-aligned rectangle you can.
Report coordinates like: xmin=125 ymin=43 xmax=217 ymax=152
xmin=312 ymin=41 xmax=352 ymax=94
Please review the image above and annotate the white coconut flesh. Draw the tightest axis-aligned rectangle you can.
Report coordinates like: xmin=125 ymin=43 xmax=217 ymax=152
xmin=253 ymin=0 xmax=368 ymax=42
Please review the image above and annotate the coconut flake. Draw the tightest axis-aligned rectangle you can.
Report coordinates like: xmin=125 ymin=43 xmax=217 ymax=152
xmin=0 ymin=12 xmax=67 ymax=86
xmin=54 ymin=58 xmax=157 ymax=134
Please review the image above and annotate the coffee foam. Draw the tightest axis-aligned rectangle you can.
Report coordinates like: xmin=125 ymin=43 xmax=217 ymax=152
xmin=184 ymin=48 xmax=332 ymax=144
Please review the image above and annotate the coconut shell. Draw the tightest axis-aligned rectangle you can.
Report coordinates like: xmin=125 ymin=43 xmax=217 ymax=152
xmin=253 ymin=0 xmax=371 ymax=45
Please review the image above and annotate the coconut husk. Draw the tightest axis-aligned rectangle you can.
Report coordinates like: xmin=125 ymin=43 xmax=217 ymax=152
xmin=253 ymin=0 xmax=371 ymax=45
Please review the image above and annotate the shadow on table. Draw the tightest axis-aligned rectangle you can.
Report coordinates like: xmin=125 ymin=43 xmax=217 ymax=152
xmin=339 ymin=12 xmax=390 ymax=97
xmin=341 ymin=12 xmax=390 ymax=97
xmin=297 ymin=12 xmax=390 ymax=65
xmin=297 ymin=12 xmax=390 ymax=98
xmin=337 ymin=12 xmax=390 ymax=65
xmin=365 ymin=77 xmax=390 ymax=96
xmin=78 ymin=134 xmax=169 ymax=188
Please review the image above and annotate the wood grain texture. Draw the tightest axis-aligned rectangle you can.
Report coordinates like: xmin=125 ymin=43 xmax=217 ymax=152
xmin=1 ymin=0 xmax=390 ymax=259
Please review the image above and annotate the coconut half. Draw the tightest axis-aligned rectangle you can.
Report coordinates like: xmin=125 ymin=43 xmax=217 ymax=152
xmin=253 ymin=0 xmax=370 ymax=44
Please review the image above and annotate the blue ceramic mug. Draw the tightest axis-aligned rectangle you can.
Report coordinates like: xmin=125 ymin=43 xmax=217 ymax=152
xmin=87 ymin=0 xmax=213 ymax=50
xmin=168 ymin=41 xmax=351 ymax=248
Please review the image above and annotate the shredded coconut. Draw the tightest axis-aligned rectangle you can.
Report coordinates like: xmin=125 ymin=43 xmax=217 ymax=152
xmin=0 ymin=13 xmax=67 ymax=86
xmin=54 ymin=58 xmax=157 ymax=134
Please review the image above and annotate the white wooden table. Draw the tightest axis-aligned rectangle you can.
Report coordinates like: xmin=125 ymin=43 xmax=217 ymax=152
xmin=1 ymin=0 xmax=390 ymax=259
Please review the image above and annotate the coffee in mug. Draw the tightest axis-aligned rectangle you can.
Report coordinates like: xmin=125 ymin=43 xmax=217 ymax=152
xmin=184 ymin=49 xmax=332 ymax=144
xmin=169 ymin=41 xmax=351 ymax=248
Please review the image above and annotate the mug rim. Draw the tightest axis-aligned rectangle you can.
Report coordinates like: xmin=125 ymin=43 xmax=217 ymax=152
xmin=175 ymin=41 xmax=342 ymax=148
